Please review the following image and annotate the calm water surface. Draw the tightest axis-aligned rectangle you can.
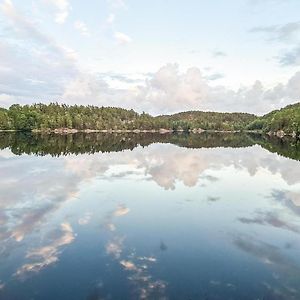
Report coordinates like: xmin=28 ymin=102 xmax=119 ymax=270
xmin=0 ymin=133 xmax=300 ymax=300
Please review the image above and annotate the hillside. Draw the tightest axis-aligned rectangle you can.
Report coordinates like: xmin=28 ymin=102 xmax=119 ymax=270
xmin=0 ymin=102 xmax=299 ymax=137
xmin=247 ymin=102 xmax=300 ymax=137
xmin=0 ymin=103 xmax=257 ymax=132
xmin=157 ymin=111 xmax=256 ymax=131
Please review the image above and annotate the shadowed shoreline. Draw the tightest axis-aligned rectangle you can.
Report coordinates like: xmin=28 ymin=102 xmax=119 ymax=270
xmin=0 ymin=132 xmax=299 ymax=161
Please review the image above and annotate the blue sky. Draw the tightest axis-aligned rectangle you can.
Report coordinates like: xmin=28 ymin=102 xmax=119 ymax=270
xmin=0 ymin=0 xmax=300 ymax=114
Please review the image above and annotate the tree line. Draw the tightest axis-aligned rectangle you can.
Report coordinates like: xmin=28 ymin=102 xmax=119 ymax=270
xmin=0 ymin=102 xmax=299 ymax=135
xmin=0 ymin=103 xmax=256 ymax=132
xmin=246 ymin=102 xmax=300 ymax=136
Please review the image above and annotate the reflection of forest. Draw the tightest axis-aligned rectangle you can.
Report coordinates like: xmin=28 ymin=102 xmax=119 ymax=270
xmin=0 ymin=132 xmax=299 ymax=160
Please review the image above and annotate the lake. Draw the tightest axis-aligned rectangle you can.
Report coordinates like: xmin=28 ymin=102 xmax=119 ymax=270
xmin=0 ymin=132 xmax=300 ymax=300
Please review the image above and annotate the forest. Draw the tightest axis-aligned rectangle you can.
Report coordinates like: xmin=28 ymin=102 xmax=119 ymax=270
xmin=246 ymin=102 xmax=300 ymax=136
xmin=0 ymin=102 xmax=299 ymax=136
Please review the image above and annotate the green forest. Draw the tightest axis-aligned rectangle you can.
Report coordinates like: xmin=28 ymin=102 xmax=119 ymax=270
xmin=0 ymin=102 xmax=299 ymax=136
xmin=246 ymin=102 xmax=300 ymax=136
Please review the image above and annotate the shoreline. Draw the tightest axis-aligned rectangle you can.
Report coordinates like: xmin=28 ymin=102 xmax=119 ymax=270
xmin=0 ymin=128 xmax=298 ymax=139
xmin=0 ymin=128 xmax=263 ymax=134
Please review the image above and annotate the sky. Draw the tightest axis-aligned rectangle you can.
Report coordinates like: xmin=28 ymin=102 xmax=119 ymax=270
xmin=0 ymin=0 xmax=300 ymax=115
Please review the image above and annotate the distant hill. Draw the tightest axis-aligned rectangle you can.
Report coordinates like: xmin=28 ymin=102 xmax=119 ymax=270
xmin=0 ymin=102 xmax=299 ymax=137
xmin=156 ymin=111 xmax=256 ymax=131
xmin=247 ymin=102 xmax=300 ymax=137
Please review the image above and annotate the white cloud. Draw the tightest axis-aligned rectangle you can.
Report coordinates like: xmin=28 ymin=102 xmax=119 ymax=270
xmin=0 ymin=2 xmax=299 ymax=115
xmin=0 ymin=94 xmax=16 ymax=107
xmin=107 ymin=13 xmax=115 ymax=25
xmin=0 ymin=0 xmax=78 ymax=102
xmin=107 ymin=0 xmax=126 ymax=9
xmin=136 ymin=64 xmax=209 ymax=113
xmin=134 ymin=64 xmax=300 ymax=115
xmin=114 ymin=31 xmax=132 ymax=44
xmin=45 ymin=0 xmax=71 ymax=24
xmin=74 ymin=21 xmax=90 ymax=36
xmin=57 ymin=63 xmax=300 ymax=115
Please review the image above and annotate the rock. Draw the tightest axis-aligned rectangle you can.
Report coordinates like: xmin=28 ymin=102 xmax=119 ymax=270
xmin=159 ymin=128 xmax=172 ymax=134
xmin=276 ymin=130 xmax=285 ymax=138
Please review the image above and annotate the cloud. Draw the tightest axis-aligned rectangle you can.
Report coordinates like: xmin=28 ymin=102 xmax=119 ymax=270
xmin=205 ymin=72 xmax=225 ymax=81
xmin=45 ymin=0 xmax=71 ymax=24
xmin=104 ymin=212 xmax=166 ymax=299
xmin=113 ymin=205 xmax=130 ymax=217
xmin=78 ymin=212 xmax=92 ymax=225
xmin=207 ymin=196 xmax=220 ymax=202
xmin=0 ymin=3 xmax=299 ymax=116
xmin=250 ymin=22 xmax=300 ymax=43
xmin=2 ymin=22 xmax=296 ymax=116
xmin=0 ymin=154 xmax=83 ymax=260
xmin=15 ymin=222 xmax=75 ymax=279
xmin=212 ymin=50 xmax=227 ymax=57
xmin=1 ymin=0 xmax=53 ymax=44
xmin=104 ymin=204 xmax=130 ymax=259
xmin=61 ymin=73 xmax=136 ymax=109
xmin=106 ymin=236 xmax=124 ymax=259
xmin=0 ymin=0 xmax=78 ymax=102
xmin=279 ymin=46 xmax=300 ymax=66
xmin=61 ymin=137 xmax=300 ymax=191
xmin=0 ymin=281 xmax=5 ymax=290
xmin=106 ymin=13 xmax=115 ymax=25
xmin=281 ymin=71 xmax=300 ymax=98
xmin=232 ymin=234 xmax=300 ymax=297
xmin=114 ymin=31 xmax=132 ymax=44
xmin=249 ymin=21 xmax=300 ymax=67
xmin=270 ymin=190 xmax=300 ymax=216
xmin=99 ymin=72 xmax=144 ymax=84
xmin=107 ymin=0 xmax=126 ymax=9
xmin=238 ymin=211 xmax=300 ymax=233
xmin=135 ymin=64 xmax=210 ymax=114
xmin=120 ymin=260 xmax=138 ymax=271
xmin=74 ymin=21 xmax=90 ymax=37
xmin=32 ymin=62 xmax=297 ymax=115
xmin=233 ymin=234 xmax=299 ymax=273
xmin=248 ymin=0 xmax=293 ymax=5
xmin=1 ymin=139 xmax=300 ymax=283
xmin=133 ymin=63 xmax=300 ymax=115
xmin=286 ymin=192 xmax=300 ymax=207
xmin=0 ymin=94 xmax=16 ymax=107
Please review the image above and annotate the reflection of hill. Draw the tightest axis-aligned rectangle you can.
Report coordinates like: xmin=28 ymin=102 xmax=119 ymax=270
xmin=0 ymin=132 xmax=299 ymax=161
xmin=249 ymin=134 xmax=300 ymax=161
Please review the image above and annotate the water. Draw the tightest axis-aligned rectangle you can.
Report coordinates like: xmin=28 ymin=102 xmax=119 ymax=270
xmin=0 ymin=133 xmax=300 ymax=300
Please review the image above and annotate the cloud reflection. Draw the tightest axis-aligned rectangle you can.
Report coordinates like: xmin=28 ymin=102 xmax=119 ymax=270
xmin=0 ymin=143 xmax=299 ymax=264
xmin=113 ymin=206 xmax=130 ymax=217
xmin=0 ymin=142 xmax=300 ymax=297
xmin=233 ymin=235 xmax=300 ymax=298
xmin=103 ymin=205 xmax=167 ymax=299
xmin=15 ymin=223 xmax=75 ymax=279
xmin=106 ymin=236 xmax=124 ymax=259
xmin=238 ymin=211 xmax=300 ymax=233
xmin=78 ymin=212 xmax=92 ymax=225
